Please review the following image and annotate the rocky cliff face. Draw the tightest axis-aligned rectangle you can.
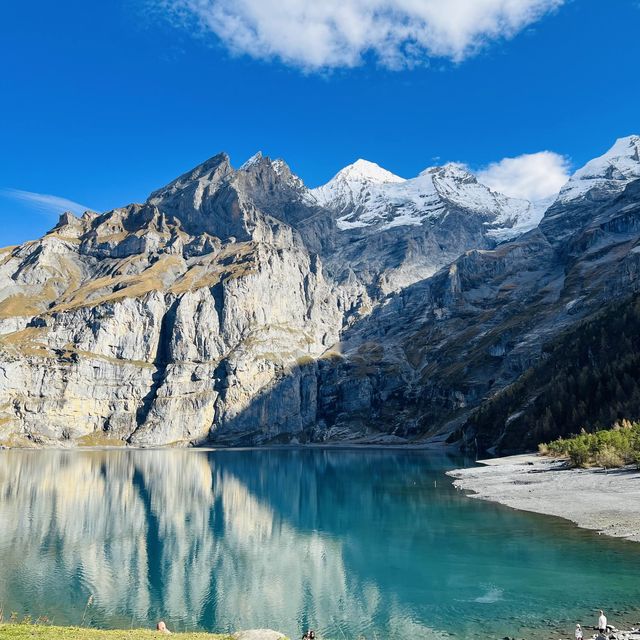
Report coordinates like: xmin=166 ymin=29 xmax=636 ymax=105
xmin=1 ymin=136 xmax=639 ymax=448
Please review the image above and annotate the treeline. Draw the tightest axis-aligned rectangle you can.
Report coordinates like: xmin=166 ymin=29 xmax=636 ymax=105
xmin=465 ymin=292 xmax=640 ymax=453
xmin=540 ymin=420 xmax=640 ymax=468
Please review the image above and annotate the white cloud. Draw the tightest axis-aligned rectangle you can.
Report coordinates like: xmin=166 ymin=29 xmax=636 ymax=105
xmin=156 ymin=0 xmax=565 ymax=70
xmin=0 ymin=188 xmax=94 ymax=218
xmin=476 ymin=151 xmax=571 ymax=201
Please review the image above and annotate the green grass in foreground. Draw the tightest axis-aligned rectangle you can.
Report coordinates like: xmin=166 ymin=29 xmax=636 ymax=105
xmin=539 ymin=419 xmax=640 ymax=468
xmin=0 ymin=624 xmax=234 ymax=640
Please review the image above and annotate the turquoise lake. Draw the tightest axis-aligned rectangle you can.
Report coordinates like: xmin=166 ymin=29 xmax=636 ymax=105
xmin=0 ymin=449 xmax=639 ymax=639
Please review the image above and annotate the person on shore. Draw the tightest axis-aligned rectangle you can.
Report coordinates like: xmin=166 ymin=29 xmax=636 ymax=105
xmin=598 ymin=610 xmax=607 ymax=633
xmin=302 ymin=630 xmax=316 ymax=640
xmin=156 ymin=620 xmax=172 ymax=634
xmin=575 ymin=623 xmax=583 ymax=639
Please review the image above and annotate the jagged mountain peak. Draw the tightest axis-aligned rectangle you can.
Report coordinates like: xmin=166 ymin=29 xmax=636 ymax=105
xmin=237 ymin=151 xmax=293 ymax=178
xmin=103 ymin=148 xmax=311 ymax=242
xmin=147 ymin=152 xmax=232 ymax=205
xmin=239 ymin=151 xmax=264 ymax=170
xmin=234 ymin=153 xmax=308 ymax=201
xmin=419 ymin=162 xmax=475 ymax=182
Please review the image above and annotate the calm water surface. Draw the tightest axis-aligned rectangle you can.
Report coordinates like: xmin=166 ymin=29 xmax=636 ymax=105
xmin=0 ymin=449 xmax=639 ymax=639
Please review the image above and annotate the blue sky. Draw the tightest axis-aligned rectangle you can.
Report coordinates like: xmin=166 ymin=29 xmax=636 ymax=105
xmin=1 ymin=0 xmax=639 ymax=246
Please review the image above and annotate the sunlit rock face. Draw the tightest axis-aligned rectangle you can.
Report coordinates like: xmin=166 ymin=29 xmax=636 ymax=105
xmin=0 ymin=181 xmax=344 ymax=446
xmin=0 ymin=137 xmax=640 ymax=448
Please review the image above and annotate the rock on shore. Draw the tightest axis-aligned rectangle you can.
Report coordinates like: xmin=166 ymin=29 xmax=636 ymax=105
xmin=232 ymin=631 xmax=287 ymax=640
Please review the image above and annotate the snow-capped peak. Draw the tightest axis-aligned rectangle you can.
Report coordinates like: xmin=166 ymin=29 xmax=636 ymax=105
xmin=311 ymin=156 xmax=543 ymax=237
xmin=330 ymin=159 xmax=405 ymax=185
xmin=558 ymin=135 xmax=640 ymax=202
xmin=310 ymin=159 xmax=404 ymax=212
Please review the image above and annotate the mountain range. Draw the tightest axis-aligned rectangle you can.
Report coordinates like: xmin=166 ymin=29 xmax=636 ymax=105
xmin=1 ymin=135 xmax=639 ymax=450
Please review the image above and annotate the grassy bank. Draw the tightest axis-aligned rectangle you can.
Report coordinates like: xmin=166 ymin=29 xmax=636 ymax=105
xmin=0 ymin=624 xmax=234 ymax=640
xmin=540 ymin=420 xmax=640 ymax=468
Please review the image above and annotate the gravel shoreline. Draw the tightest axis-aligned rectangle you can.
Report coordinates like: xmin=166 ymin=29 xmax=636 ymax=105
xmin=447 ymin=454 xmax=640 ymax=543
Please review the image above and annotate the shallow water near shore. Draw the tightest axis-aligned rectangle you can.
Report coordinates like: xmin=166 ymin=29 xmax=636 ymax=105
xmin=0 ymin=449 xmax=639 ymax=639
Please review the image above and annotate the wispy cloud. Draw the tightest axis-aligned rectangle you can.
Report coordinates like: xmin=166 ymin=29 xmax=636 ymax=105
xmin=477 ymin=151 xmax=571 ymax=201
xmin=154 ymin=0 xmax=565 ymax=70
xmin=0 ymin=188 xmax=94 ymax=218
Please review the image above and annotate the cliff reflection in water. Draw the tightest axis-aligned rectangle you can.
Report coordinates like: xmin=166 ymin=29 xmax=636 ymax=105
xmin=2 ymin=449 xmax=640 ymax=640
xmin=0 ymin=450 xmax=460 ymax=638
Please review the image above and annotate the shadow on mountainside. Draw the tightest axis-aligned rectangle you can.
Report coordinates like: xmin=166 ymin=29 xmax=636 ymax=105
xmin=203 ymin=179 xmax=640 ymax=454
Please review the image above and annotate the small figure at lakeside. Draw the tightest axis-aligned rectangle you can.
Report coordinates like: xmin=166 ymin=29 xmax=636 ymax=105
xmin=598 ymin=610 xmax=608 ymax=633
xmin=575 ymin=622 xmax=583 ymax=639
xmin=156 ymin=620 xmax=172 ymax=634
xmin=302 ymin=630 xmax=316 ymax=640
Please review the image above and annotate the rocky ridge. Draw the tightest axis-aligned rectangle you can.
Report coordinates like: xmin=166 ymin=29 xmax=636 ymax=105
xmin=1 ymin=136 xmax=639 ymax=448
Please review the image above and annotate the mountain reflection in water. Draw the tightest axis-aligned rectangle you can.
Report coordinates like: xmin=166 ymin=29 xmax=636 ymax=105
xmin=0 ymin=449 xmax=639 ymax=640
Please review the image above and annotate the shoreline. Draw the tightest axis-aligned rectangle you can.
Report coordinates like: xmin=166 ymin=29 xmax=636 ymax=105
xmin=448 ymin=454 xmax=640 ymax=543
xmin=1 ymin=621 xmax=639 ymax=640
xmin=0 ymin=440 xmax=457 ymax=452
